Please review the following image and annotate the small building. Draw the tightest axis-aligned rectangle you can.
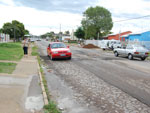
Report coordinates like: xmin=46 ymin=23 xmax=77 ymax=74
xmin=121 ymin=31 xmax=150 ymax=41
xmin=107 ymin=31 xmax=132 ymax=40
xmin=121 ymin=31 xmax=150 ymax=50
xmin=62 ymin=34 xmax=71 ymax=41
xmin=0 ymin=33 xmax=10 ymax=43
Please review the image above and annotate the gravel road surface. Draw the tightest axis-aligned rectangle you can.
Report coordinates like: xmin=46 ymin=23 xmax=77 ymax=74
xmin=37 ymin=40 xmax=150 ymax=113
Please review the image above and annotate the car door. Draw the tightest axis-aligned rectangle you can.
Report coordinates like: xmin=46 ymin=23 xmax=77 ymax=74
xmin=117 ymin=46 xmax=126 ymax=55
xmin=125 ymin=45 xmax=133 ymax=56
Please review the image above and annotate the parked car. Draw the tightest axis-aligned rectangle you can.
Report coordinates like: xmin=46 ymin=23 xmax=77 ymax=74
xmin=36 ymin=37 xmax=41 ymax=41
xmin=100 ymin=40 xmax=121 ymax=50
xmin=114 ymin=44 xmax=149 ymax=60
xmin=47 ymin=42 xmax=72 ymax=60
xmin=109 ymin=41 xmax=121 ymax=49
xmin=30 ymin=38 xmax=36 ymax=42
xmin=46 ymin=37 xmax=49 ymax=41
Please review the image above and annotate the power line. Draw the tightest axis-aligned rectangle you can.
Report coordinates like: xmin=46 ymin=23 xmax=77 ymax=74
xmin=114 ymin=15 xmax=150 ymax=23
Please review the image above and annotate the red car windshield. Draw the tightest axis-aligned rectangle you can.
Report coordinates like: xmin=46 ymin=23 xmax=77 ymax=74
xmin=51 ymin=43 xmax=66 ymax=49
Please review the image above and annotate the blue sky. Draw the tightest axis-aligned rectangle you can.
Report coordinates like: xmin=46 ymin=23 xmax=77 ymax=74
xmin=0 ymin=0 xmax=150 ymax=35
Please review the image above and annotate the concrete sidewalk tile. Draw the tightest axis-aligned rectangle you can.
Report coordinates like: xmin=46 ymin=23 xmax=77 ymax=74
xmin=0 ymin=60 xmax=19 ymax=63
xmin=13 ymin=57 xmax=38 ymax=77
xmin=0 ymin=48 xmax=45 ymax=112
xmin=0 ymin=85 xmax=25 ymax=113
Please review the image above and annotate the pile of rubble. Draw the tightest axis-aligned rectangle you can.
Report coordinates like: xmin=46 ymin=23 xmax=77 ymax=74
xmin=83 ymin=44 xmax=99 ymax=49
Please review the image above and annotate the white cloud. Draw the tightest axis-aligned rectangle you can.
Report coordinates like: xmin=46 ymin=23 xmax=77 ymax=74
xmin=99 ymin=0 xmax=150 ymax=16
xmin=0 ymin=0 xmax=150 ymax=35
xmin=0 ymin=3 xmax=82 ymax=35
xmin=0 ymin=0 xmax=15 ymax=6
xmin=97 ymin=0 xmax=150 ymax=33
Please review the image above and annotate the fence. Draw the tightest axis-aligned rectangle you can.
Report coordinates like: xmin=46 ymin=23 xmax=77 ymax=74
xmin=128 ymin=40 xmax=150 ymax=50
xmin=85 ymin=40 xmax=150 ymax=50
xmin=0 ymin=33 xmax=10 ymax=43
xmin=85 ymin=40 xmax=102 ymax=47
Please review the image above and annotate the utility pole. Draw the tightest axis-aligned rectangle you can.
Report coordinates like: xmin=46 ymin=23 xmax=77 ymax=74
xmin=59 ymin=24 xmax=62 ymax=41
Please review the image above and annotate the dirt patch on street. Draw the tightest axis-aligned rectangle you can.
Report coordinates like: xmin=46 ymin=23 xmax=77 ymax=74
xmin=83 ymin=44 xmax=99 ymax=49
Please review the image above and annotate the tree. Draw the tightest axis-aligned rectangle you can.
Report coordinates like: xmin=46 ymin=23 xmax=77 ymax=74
xmin=81 ymin=6 xmax=113 ymax=39
xmin=41 ymin=31 xmax=55 ymax=39
xmin=74 ymin=27 xmax=85 ymax=39
xmin=24 ymin=29 xmax=29 ymax=35
xmin=65 ymin=31 xmax=70 ymax=35
xmin=0 ymin=28 xmax=3 ymax=33
xmin=1 ymin=20 xmax=29 ymax=41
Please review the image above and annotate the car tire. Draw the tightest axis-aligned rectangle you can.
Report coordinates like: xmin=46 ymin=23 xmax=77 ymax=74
xmin=68 ymin=57 xmax=71 ymax=60
xmin=141 ymin=57 xmax=146 ymax=61
xmin=114 ymin=51 xmax=119 ymax=57
xmin=128 ymin=54 xmax=133 ymax=60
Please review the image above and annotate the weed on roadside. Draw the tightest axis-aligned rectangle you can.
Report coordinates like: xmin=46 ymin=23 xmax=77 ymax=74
xmin=44 ymin=101 xmax=61 ymax=113
xmin=32 ymin=45 xmax=39 ymax=56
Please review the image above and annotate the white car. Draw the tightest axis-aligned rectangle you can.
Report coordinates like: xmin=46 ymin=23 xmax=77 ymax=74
xmin=114 ymin=44 xmax=149 ymax=60
xmin=100 ymin=40 xmax=121 ymax=50
xmin=30 ymin=38 xmax=36 ymax=42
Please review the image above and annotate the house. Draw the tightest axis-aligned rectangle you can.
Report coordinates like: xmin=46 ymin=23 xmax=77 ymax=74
xmin=0 ymin=33 xmax=10 ymax=43
xmin=61 ymin=34 xmax=71 ymax=41
xmin=121 ymin=31 xmax=150 ymax=50
xmin=121 ymin=31 xmax=150 ymax=41
xmin=107 ymin=31 xmax=132 ymax=40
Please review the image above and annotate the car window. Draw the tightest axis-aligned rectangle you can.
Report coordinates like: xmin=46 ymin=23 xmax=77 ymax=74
xmin=126 ymin=45 xmax=133 ymax=49
xmin=134 ymin=46 xmax=146 ymax=50
xmin=51 ymin=43 xmax=66 ymax=49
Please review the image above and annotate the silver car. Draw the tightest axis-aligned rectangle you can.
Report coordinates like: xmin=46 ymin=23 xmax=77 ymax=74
xmin=114 ymin=44 xmax=149 ymax=60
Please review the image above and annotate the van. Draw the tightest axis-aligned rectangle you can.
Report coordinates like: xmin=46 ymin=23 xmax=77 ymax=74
xmin=100 ymin=39 xmax=121 ymax=50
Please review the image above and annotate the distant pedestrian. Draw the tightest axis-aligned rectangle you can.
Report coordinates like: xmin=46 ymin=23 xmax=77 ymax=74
xmin=22 ymin=37 xmax=29 ymax=57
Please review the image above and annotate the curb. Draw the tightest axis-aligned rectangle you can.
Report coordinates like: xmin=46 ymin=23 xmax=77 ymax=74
xmin=37 ymin=58 xmax=49 ymax=105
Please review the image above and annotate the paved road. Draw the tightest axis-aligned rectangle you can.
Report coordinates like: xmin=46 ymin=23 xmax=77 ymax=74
xmin=37 ymin=40 xmax=150 ymax=113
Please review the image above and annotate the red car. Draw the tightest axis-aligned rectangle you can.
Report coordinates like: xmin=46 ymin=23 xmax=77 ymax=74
xmin=47 ymin=42 xmax=72 ymax=60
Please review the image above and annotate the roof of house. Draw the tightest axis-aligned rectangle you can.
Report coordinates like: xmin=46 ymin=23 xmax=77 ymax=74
xmin=121 ymin=31 xmax=150 ymax=37
xmin=107 ymin=31 xmax=132 ymax=37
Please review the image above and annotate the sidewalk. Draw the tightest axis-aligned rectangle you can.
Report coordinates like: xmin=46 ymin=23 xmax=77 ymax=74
xmin=0 ymin=51 xmax=44 ymax=112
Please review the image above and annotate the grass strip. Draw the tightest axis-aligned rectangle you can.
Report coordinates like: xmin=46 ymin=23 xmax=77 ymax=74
xmin=0 ymin=42 xmax=23 ymax=61
xmin=0 ymin=62 xmax=17 ymax=74
xmin=32 ymin=45 xmax=39 ymax=56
